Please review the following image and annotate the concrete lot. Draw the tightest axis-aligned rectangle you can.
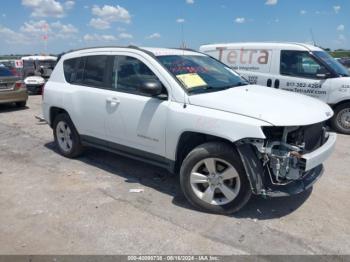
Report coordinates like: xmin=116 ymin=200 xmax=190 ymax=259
xmin=0 ymin=96 xmax=349 ymax=255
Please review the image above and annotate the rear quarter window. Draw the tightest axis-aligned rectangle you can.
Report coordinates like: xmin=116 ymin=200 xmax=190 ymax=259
xmin=63 ymin=57 xmax=85 ymax=84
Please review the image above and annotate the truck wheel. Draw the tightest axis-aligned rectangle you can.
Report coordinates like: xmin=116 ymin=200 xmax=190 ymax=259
xmin=180 ymin=142 xmax=251 ymax=214
xmin=331 ymin=103 xmax=350 ymax=135
xmin=15 ymin=101 xmax=27 ymax=108
xmin=53 ymin=113 xmax=83 ymax=158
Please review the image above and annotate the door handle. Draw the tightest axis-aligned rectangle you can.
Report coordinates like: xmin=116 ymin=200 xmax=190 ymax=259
xmin=267 ymin=79 xmax=272 ymax=87
xmin=274 ymin=79 xmax=280 ymax=89
xmin=106 ymin=97 xmax=120 ymax=106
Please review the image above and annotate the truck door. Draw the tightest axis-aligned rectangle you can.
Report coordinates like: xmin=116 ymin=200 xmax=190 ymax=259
xmin=275 ymin=50 xmax=331 ymax=103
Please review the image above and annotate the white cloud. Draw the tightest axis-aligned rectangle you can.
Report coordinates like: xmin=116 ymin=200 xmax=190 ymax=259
xmin=146 ymin=33 xmax=161 ymax=39
xmin=338 ymin=34 xmax=346 ymax=41
xmin=83 ymin=34 xmax=95 ymax=41
xmin=186 ymin=0 xmax=194 ymax=4
xmin=265 ymin=0 xmax=278 ymax=6
xmin=0 ymin=25 xmax=29 ymax=44
xmin=337 ymin=24 xmax=345 ymax=32
xmin=64 ymin=1 xmax=75 ymax=10
xmin=176 ymin=18 xmax=185 ymax=23
xmin=300 ymin=10 xmax=307 ymax=15
xmin=19 ymin=20 xmax=78 ymax=41
xmin=333 ymin=5 xmax=341 ymax=14
xmin=83 ymin=33 xmax=117 ymax=42
xmin=92 ymin=5 xmax=131 ymax=23
xmin=51 ymin=21 xmax=78 ymax=33
xmin=89 ymin=18 xmax=110 ymax=30
xmin=1 ymin=14 xmax=6 ymax=18
xmin=21 ymin=0 xmax=65 ymax=18
xmin=119 ymin=32 xmax=133 ymax=39
xmin=20 ymin=20 xmax=50 ymax=33
xmin=235 ymin=17 xmax=246 ymax=24
xmin=101 ymin=35 xmax=117 ymax=41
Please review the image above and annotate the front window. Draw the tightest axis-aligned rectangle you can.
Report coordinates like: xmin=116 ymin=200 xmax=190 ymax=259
xmin=157 ymin=55 xmax=247 ymax=94
xmin=313 ymin=51 xmax=349 ymax=77
xmin=37 ymin=60 xmax=56 ymax=69
xmin=280 ymin=50 xmax=329 ymax=79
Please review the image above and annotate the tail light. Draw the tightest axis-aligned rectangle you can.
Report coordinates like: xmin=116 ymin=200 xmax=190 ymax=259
xmin=14 ymin=81 xmax=24 ymax=90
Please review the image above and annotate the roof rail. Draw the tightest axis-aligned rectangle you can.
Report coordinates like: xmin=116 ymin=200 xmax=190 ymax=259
xmin=58 ymin=45 xmax=156 ymax=58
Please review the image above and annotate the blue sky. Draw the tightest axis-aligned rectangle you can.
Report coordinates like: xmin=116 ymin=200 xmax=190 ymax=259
xmin=0 ymin=0 xmax=348 ymax=55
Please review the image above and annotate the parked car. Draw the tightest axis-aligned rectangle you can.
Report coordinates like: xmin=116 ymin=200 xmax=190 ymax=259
xmin=0 ymin=67 xmax=28 ymax=108
xmin=200 ymin=43 xmax=350 ymax=134
xmin=43 ymin=46 xmax=336 ymax=214
xmin=0 ymin=59 xmax=23 ymax=78
xmin=22 ymin=56 xmax=57 ymax=94
xmin=338 ymin=57 xmax=350 ymax=68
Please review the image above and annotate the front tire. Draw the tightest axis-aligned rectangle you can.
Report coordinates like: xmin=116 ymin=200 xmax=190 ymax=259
xmin=331 ymin=102 xmax=350 ymax=135
xmin=53 ymin=113 xmax=83 ymax=158
xmin=180 ymin=142 xmax=251 ymax=214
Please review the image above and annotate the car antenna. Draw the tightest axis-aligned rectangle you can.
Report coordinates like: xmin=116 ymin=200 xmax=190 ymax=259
xmin=310 ymin=28 xmax=317 ymax=46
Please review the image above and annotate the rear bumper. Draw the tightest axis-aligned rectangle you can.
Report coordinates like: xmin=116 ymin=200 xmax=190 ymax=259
xmin=0 ymin=88 xmax=28 ymax=104
xmin=26 ymin=84 xmax=44 ymax=93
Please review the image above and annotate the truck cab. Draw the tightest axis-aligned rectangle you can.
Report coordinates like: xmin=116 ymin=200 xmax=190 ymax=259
xmin=200 ymin=43 xmax=350 ymax=134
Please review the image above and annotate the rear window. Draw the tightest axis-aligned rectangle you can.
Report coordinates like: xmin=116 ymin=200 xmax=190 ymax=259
xmin=83 ymin=56 xmax=109 ymax=87
xmin=0 ymin=67 xmax=14 ymax=77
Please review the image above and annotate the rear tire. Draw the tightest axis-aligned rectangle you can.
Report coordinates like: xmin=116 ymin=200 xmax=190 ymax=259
xmin=53 ymin=113 xmax=83 ymax=158
xmin=180 ymin=142 xmax=251 ymax=214
xmin=331 ymin=102 xmax=350 ymax=135
xmin=15 ymin=101 xmax=27 ymax=108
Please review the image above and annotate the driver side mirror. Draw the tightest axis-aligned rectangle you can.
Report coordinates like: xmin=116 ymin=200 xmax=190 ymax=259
xmin=139 ymin=78 xmax=164 ymax=97
xmin=316 ymin=68 xmax=331 ymax=79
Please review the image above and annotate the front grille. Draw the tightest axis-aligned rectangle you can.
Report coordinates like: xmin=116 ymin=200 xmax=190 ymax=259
xmin=287 ymin=122 xmax=325 ymax=152
xmin=263 ymin=122 xmax=326 ymax=153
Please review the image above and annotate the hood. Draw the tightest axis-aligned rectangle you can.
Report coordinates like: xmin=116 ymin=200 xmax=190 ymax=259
xmin=188 ymin=85 xmax=333 ymax=126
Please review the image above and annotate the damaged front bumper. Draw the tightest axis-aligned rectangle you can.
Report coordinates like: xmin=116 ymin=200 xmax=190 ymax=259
xmin=236 ymin=128 xmax=336 ymax=198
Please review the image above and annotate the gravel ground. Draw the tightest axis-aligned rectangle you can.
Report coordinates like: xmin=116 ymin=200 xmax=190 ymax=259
xmin=0 ymin=96 xmax=349 ymax=255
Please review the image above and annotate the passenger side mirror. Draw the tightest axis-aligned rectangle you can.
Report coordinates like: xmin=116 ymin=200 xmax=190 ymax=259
xmin=139 ymin=78 xmax=163 ymax=97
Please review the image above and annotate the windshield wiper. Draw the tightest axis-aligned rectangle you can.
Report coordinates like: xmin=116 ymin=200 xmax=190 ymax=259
xmin=189 ymin=83 xmax=248 ymax=94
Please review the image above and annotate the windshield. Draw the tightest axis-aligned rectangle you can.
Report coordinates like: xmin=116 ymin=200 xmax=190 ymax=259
xmin=37 ymin=60 xmax=56 ymax=69
xmin=157 ymin=55 xmax=247 ymax=93
xmin=313 ymin=51 xmax=350 ymax=77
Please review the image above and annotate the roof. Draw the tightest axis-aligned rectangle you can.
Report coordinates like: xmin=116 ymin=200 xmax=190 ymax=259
xmin=62 ymin=46 xmax=204 ymax=58
xmin=200 ymin=42 xmax=324 ymax=52
xmin=142 ymin=47 xmax=204 ymax=56
xmin=21 ymin=55 xmax=57 ymax=61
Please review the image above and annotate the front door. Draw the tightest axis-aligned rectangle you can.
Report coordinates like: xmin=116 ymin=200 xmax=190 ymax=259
xmin=105 ymin=55 xmax=168 ymax=157
xmin=277 ymin=50 xmax=332 ymax=103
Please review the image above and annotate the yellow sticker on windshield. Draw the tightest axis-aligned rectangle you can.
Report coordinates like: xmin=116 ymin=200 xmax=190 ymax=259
xmin=176 ymin=73 xmax=207 ymax=89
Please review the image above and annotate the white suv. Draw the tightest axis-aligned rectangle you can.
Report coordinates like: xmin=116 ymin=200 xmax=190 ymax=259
xmin=43 ymin=46 xmax=336 ymax=214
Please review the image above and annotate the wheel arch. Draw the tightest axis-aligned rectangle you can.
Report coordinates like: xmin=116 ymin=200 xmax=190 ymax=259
xmin=174 ymin=131 xmax=236 ymax=174
xmin=331 ymin=99 xmax=350 ymax=110
xmin=50 ymin=107 xmax=69 ymax=127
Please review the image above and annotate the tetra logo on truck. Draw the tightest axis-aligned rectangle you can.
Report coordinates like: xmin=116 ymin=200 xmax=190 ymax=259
xmin=215 ymin=47 xmax=271 ymax=72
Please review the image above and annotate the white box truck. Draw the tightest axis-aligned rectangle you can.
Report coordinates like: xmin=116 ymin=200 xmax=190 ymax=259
xmin=200 ymin=43 xmax=350 ymax=134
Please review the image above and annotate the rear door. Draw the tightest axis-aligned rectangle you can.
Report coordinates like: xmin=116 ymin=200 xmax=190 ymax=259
xmin=276 ymin=50 xmax=332 ymax=102
xmin=63 ymin=55 xmax=122 ymax=140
